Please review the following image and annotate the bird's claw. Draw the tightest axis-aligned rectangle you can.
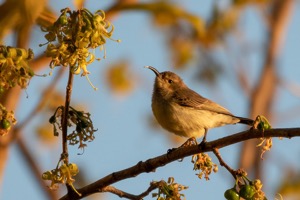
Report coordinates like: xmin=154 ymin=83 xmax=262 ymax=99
xmin=179 ymin=137 xmax=198 ymax=148
xmin=199 ymin=138 xmax=207 ymax=149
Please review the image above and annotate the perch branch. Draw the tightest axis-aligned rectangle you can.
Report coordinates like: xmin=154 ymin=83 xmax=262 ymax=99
xmin=60 ymin=127 xmax=300 ymax=200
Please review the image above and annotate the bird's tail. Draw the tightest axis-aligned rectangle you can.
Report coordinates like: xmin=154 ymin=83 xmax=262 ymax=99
xmin=235 ymin=116 xmax=254 ymax=126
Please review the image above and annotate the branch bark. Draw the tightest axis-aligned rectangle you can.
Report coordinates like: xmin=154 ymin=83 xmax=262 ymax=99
xmin=60 ymin=127 xmax=300 ymax=200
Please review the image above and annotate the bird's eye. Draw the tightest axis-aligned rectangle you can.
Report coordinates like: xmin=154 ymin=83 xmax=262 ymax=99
xmin=168 ymin=79 xmax=173 ymax=84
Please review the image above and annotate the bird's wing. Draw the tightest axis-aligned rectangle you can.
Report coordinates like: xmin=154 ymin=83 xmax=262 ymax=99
xmin=173 ymin=89 xmax=233 ymax=116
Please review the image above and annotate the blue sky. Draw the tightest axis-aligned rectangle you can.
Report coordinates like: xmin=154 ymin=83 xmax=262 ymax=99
xmin=1 ymin=0 xmax=300 ymax=200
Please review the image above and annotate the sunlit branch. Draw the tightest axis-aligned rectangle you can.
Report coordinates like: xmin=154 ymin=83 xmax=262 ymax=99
xmin=60 ymin=127 xmax=300 ymax=200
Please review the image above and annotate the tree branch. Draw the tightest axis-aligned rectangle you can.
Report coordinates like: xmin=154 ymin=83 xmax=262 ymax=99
xmin=60 ymin=127 xmax=300 ymax=200
xmin=213 ymin=148 xmax=237 ymax=179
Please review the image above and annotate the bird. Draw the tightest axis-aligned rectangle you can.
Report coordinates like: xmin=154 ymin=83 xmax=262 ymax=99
xmin=145 ymin=66 xmax=253 ymax=143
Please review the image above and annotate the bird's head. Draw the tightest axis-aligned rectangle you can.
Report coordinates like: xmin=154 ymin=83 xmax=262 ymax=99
xmin=145 ymin=66 xmax=185 ymax=98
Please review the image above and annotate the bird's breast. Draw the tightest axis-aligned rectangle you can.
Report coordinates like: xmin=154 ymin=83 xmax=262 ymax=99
xmin=151 ymin=98 xmax=207 ymax=138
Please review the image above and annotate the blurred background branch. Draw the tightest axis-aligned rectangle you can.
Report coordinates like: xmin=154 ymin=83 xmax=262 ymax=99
xmin=239 ymin=0 xmax=294 ymax=178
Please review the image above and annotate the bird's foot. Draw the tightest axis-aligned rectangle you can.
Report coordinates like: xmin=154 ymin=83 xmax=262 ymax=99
xmin=167 ymin=137 xmax=197 ymax=154
xmin=199 ymin=137 xmax=207 ymax=149
xmin=179 ymin=137 xmax=198 ymax=148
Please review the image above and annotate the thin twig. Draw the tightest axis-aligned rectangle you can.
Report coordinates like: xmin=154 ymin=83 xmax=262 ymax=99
xmin=100 ymin=182 xmax=159 ymax=200
xmin=61 ymin=69 xmax=74 ymax=163
xmin=60 ymin=69 xmax=75 ymax=195
xmin=212 ymin=148 xmax=237 ymax=179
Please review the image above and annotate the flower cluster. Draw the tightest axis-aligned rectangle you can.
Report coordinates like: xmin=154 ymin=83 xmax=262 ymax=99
xmin=49 ymin=106 xmax=97 ymax=150
xmin=152 ymin=177 xmax=188 ymax=200
xmin=42 ymin=162 xmax=80 ymax=195
xmin=192 ymin=153 xmax=218 ymax=180
xmin=41 ymin=8 xmax=120 ymax=77
xmin=0 ymin=103 xmax=17 ymax=136
xmin=0 ymin=45 xmax=34 ymax=91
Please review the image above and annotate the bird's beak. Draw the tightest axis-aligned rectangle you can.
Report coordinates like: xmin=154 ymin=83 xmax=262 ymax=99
xmin=145 ymin=66 xmax=160 ymax=77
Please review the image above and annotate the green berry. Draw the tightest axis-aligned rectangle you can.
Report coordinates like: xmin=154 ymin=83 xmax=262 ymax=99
xmin=239 ymin=185 xmax=255 ymax=199
xmin=1 ymin=119 xmax=11 ymax=130
xmin=224 ymin=188 xmax=240 ymax=200
xmin=59 ymin=15 xmax=68 ymax=25
xmin=42 ymin=171 xmax=52 ymax=180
